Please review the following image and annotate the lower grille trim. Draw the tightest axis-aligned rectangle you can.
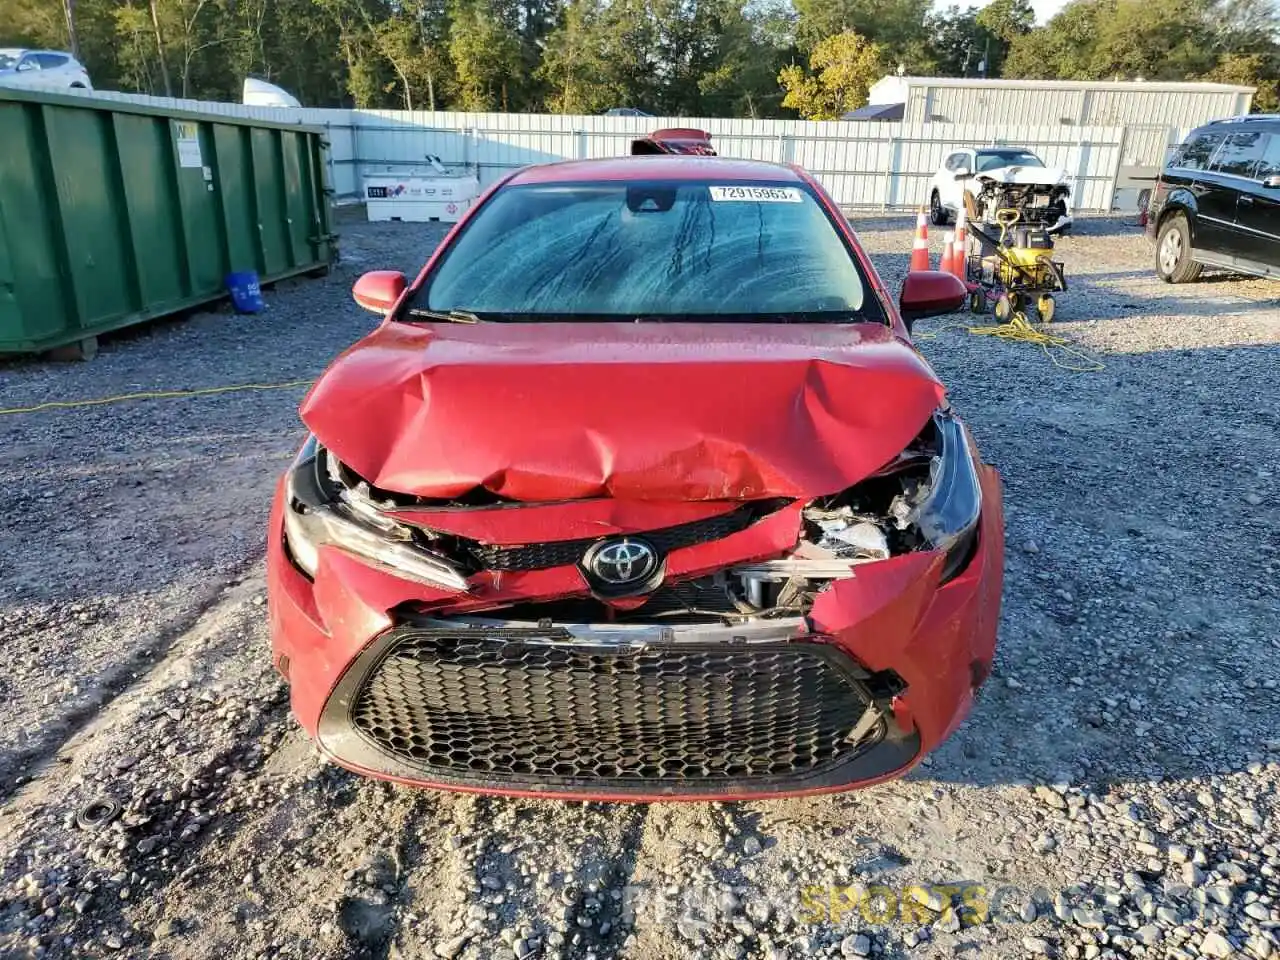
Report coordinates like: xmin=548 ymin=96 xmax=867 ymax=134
xmin=318 ymin=622 xmax=919 ymax=796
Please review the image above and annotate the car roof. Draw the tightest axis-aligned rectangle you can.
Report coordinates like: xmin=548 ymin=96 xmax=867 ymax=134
xmin=507 ymin=156 xmax=804 ymax=185
xmin=1196 ymin=114 xmax=1280 ymax=132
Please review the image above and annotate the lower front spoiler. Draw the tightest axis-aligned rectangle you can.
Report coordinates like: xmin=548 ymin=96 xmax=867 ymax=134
xmin=315 ymin=617 xmax=923 ymax=802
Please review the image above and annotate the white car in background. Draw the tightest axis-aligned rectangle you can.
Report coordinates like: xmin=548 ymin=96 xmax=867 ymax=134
xmin=928 ymin=146 xmax=1071 ymax=227
xmin=0 ymin=49 xmax=93 ymax=91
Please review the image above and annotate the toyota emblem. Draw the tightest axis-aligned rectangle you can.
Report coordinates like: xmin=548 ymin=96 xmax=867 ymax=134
xmin=584 ymin=538 xmax=659 ymax=587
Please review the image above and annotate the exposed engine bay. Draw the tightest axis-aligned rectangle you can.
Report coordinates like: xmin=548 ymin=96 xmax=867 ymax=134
xmin=283 ymin=411 xmax=982 ymax=628
xmin=972 ymin=169 xmax=1072 ymax=236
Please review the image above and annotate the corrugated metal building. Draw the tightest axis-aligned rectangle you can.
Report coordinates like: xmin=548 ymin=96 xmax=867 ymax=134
xmin=867 ymin=77 xmax=1254 ymax=128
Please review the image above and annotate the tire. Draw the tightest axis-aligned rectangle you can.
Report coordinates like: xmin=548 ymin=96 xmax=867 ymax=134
xmin=994 ymin=294 xmax=1012 ymax=323
xmin=929 ymin=190 xmax=949 ymax=226
xmin=1155 ymin=213 xmax=1203 ymax=284
xmin=1037 ymin=294 xmax=1056 ymax=323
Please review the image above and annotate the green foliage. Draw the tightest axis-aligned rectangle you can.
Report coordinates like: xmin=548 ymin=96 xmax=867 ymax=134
xmin=375 ymin=1 xmax=452 ymax=110
xmin=448 ymin=0 xmax=523 ymax=110
xmin=976 ymin=0 xmax=1033 ymax=43
xmin=1204 ymin=51 xmax=1280 ymax=111
xmin=779 ymin=29 xmax=883 ymax=119
xmin=0 ymin=0 xmax=1275 ymax=115
xmin=697 ymin=3 xmax=792 ymax=118
xmin=1004 ymin=0 xmax=1279 ymax=89
xmin=537 ymin=0 xmax=622 ymax=113
xmin=925 ymin=5 xmax=993 ymax=76
xmin=792 ymin=0 xmax=931 ymax=70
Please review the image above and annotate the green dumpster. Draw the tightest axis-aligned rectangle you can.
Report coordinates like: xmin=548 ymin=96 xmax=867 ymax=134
xmin=0 ymin=87 xmax=336 ymax=356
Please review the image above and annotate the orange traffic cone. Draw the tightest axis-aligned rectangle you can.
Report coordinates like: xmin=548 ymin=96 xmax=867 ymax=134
xmin=952 ymin=205 xmax=969 ymax=280
xmin=910 ymin=209 xmax=931 ymax=272
xmin=939 ymin=231 xmax=955 ymax=276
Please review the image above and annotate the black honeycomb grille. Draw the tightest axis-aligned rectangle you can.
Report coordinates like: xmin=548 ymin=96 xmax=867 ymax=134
xmin=349 ymin=631 xmax=875 ymax=783
xmin=460 ymin=504 xmax=766 ymax=572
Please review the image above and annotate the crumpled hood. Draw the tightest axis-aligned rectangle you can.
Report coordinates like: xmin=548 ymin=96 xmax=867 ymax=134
xmin=301 ymin=321 xmax=946 ymax=502
xmin=977 ymin=165 xmax=1071 ymax=188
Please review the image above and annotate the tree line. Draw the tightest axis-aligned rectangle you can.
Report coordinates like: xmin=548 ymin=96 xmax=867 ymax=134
xmin=4 ymin=0 xmax=1277 ymax=116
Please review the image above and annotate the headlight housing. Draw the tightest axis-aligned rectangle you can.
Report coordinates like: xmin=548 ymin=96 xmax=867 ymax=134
xmin=908 ymin=410 xmax=982 ymax=582
xmin=281 ymin=437 xmax=469 ymax=592
xmin=801 ymin=409 xmax=982 ymax=584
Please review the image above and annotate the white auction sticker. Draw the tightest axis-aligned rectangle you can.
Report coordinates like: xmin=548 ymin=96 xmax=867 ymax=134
xmin=708 ymin=186 xmax=803 ymax=203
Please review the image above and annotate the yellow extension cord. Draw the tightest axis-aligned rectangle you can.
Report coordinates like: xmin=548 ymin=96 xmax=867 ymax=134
xmin=929 ymin=314 xmax=1104 ymax=373
xmin=915 ymin=312 xmax=1105 ymax=374
xmin=0 ymin=379 xmax=314 ymax=418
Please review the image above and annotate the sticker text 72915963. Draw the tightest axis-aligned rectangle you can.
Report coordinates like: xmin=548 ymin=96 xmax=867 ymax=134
xmin=708 ymin=186 xmax=804 ymax=203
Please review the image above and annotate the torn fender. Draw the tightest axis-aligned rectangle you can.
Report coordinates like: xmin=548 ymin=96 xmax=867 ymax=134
xmin=302 ymin=320 xmax=947 ymax=502
xmin=809 ymin=467 xmax=1004 ymax=748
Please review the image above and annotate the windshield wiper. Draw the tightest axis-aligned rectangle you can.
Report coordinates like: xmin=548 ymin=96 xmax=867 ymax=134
xmin=632 ymin=313 xmax=875 ymax=325
xmin=406 ymin=307 xmax=484 ymax=324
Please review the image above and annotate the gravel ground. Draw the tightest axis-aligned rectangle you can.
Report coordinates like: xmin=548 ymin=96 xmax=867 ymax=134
xmin=1 ymin=211 xmax=1278 ymax=960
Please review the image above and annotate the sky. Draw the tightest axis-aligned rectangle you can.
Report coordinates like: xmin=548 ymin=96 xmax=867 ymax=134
xmin=932 ymin=0 xmax=1068 ymax=25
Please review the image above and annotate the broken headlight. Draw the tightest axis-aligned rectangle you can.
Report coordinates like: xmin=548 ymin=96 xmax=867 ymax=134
xmin=801 ymin=409 xmax=982 ymax=584
xmin=281 ymin=436 xmax=469 ymax=592
xmin=902 ymin=410 xmax=982 ymax=581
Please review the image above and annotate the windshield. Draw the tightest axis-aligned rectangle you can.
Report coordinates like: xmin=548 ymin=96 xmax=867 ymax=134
xmin=415 ymin=179 xmax=878 ymax=322
xmin=975 ymin=150 xmax=1044 ymax=172
xmin=0 ymin=51 xmax=22 ymax=70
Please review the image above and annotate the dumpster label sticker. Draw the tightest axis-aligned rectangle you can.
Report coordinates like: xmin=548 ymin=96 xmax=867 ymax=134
xmin=174 ymin=122 xmax=203 ymax=168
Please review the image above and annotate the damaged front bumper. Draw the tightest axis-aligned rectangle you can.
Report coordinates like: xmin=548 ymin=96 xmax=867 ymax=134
xmin=314 ymin=616 xmax=923 ymax=798
xmin=266 ymin=431 xmax=1003 ymax=800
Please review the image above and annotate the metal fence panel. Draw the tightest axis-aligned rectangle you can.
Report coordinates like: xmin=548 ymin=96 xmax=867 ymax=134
xmin=71 ymin=90 xmax=1144 ymax=212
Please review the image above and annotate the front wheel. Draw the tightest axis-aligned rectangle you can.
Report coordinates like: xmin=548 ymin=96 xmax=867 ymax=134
xmin=1156 ymin=214 xmax=1203 ymax=284
xmin=994 ymin=294 xmax=1013 ymax=323
xmin=929 ymin=191 xmax=949 ymax=227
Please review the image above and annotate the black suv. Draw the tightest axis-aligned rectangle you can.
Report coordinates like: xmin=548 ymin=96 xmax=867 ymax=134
xmin=1146 ymin=115 xmax=1280 ymax=282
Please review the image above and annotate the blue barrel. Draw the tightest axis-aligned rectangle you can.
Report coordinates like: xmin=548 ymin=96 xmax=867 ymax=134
xmin=226 ymin=271 xmax=265 ymax=313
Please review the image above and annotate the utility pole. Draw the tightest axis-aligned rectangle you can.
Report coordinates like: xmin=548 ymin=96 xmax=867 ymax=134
xmin=63 ymin=0 xmax=80 ymax=60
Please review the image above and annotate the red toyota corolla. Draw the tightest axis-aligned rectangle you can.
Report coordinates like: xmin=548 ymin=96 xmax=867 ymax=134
xmin=267 ymin=156 xmax=1004 ymax=801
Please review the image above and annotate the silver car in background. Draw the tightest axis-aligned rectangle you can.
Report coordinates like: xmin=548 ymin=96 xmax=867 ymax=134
xmin=0 ymin=49 xmax=93 ymax=91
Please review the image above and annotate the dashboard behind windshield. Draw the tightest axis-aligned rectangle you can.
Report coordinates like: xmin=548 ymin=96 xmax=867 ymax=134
xmin=413 ymin=179 xmax=882 ymax=323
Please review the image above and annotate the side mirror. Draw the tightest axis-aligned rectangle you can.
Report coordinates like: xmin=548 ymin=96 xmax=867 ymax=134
xmin=953 ymin=166 xmax=972 ymax=180
xmin=899 ymin=270 xmax=967 ymax=332
xmin=1262 ymin=175 xmax=1280 ymax=190
xmin=16 ymin=60 xmax=36 ymax=72
xmin=352 ymin=270 xmax=407 ymax=315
